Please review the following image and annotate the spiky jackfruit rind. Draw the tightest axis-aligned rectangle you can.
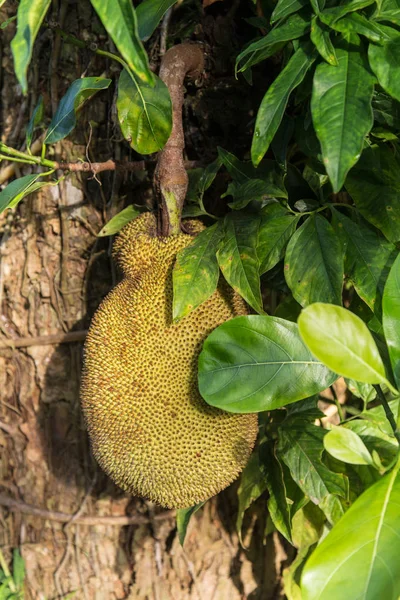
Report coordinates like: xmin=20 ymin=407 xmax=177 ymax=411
xmin=81 ymin=213 xmax=258 ymax=509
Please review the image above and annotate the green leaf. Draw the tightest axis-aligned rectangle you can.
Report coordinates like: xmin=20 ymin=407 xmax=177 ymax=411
xmin=345 ymin=420 xmax=398 ymax=465
xmin=44 ymin=78 xmax=111 ymax=144
xmin=335 ymin=13 xmax=389 ymax=43
xmin=90 ymin=0 xmax=153 ymax=84
xmin=136 ymin=0 xmax=178 ymax=41
xmin=117 ymin=69 xmax=172 ymax=154
xmin=332 ymin=208 xmax=396 ymax=316
xmin=252 ymin=44 xmax=317 ymax=166
xmin=97 ymin=206 xmax=142 ymax=237
xmin=173 ymin=223 xmax=223 ymax=322
xmin=236 ymin=10 xmax=311 ymax=73
xmin=319 ymin=0 xmax=376 ymax=25
xmin=277 ymin=418 xmax=348 ymax=503
xmin=345 ymin=145 xmax=400 ymax=243
xmin=11 ymin=550 xmax=24 ymax=588
xmin=383 ymin=253 xmax=400 ymax=388
xmin=236 ymin=452 xmax=268 ymax=546
xmin=369 ymin=35 xmax=400 ymax=102
xmin=228 ymin=179 xmax=287 ymax=210
xmin=284 ymin=214 xmax=344 ymax=307
xmin=217 ymin=147 xmax=257 ymax=183
xmin=301 ymin=463 xmax=400 ymax=600
xmin=217 ymin=212 xmax=263 ymax=314
xmin=311 ymin=0 xmax=325 ymax=13
xmin=176 ymin=502 xmax=206 ymax=546
xmin=260 ymin=441 xmax=293 ymax=543
xmin=0 ymin=174 xmax=42 ymax=213
xmin=10 ymin=0 xmax=51 ymax=93
xmin=374 ymin=0 xmax=400 ymax=25
xmin=324 ymin=427 xmax=374 ymax=465
xmin=258 ymin=206 xmax=300 ymax=274
xmin=198 ymin=315 xmax=337 ymax=413
xmin=298 ymin=303 xmax=388 ymax=385
xmin=311 ymin=41 xmax=374 ymax=192
xmin=26 ymin=96 xmax=44 ymax=150
xmin=271 ymin=0 xmax=308 ymax=24
xmin=310 ymin=16 xmax=338 ymax=66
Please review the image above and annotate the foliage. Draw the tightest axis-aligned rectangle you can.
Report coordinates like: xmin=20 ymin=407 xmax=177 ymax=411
xmin=0 ymin=549 xmax=25 ymax=599
xmin=3 ymin=0 xmax=400 ymax=597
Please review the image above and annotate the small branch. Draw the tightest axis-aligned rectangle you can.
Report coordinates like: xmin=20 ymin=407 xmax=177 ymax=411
xmin=0 ymin=330 xmax=87 ymax=350
xmin=155 ymin=43 xmax=205 ymax=236
xmin=54 ymin=159 xmax=145 ymax=174
xmin=0 ymin=493 xmax=175 ymax=526
xmin=373 ymin=384 xmax=400 ymax=444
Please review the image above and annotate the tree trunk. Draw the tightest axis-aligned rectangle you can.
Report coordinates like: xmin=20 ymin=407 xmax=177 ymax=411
xmin=0 ymin=2 xmax=289 ymax=597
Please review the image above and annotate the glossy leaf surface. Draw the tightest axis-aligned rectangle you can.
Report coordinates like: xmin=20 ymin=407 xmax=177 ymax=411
xmin=298 ymin=303 xmax=387 ymax=384
xmin=311 ymin=42 xmax=374 ymax=191
xmin=44 ymin=78 xmax=111 ymax=144
xmin=324 ymin=427 xmax=374 ymax=465
xmin=10 ymin=0 xmax=51 ymax=93
xmin=90 ymin=0 xmax=153 ymax=84
xmin=369 ymin=35 xmax=400 ymax=102
xmin=0 ymin=174 xmax=42 ymax=213
xmin=301 ymin=464 xmax=400 ymax=600
xmin=117 ymin=69 xmax=172 ymax=154
xmin=284 ymin=215 xmax=344 ymax=306
xmin=236 ymin=452 xmax=268 ymax=546
xmin=198 ymin=315 xmax=337 ymax=413
xmin=173 ymin=223 xmax=223 ymax=321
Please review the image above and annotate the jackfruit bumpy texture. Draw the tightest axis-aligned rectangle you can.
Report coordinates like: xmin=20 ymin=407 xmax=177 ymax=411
xmin=81 ymin=212 xmax=258 ymax=509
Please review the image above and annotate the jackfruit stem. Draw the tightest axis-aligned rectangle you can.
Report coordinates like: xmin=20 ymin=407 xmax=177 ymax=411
xmin=155 ymin=43 xmax=205 ymax=236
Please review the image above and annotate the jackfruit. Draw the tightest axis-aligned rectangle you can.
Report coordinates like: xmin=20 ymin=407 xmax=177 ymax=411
xmin=81 ymin=212 xmax=258 ymax=509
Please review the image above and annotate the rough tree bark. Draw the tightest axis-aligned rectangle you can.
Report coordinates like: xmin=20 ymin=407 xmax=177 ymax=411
xmin=0 ymin=2 xmax=289 ymax=598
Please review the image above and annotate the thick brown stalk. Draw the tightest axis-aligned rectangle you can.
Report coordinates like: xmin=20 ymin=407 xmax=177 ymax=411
xmin=154 ymin=43 xmax=205 ymax=236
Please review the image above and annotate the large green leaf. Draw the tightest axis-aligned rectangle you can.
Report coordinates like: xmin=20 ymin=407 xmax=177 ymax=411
xmin=228 ymin=179 xmax=287 ymax=210
xmin=10 ymin=0 xmax=51 ymax=93
xmin=332 ymin=209 xmax=396 ymax=316
xmin=173 ymin=223 xmax=223 ymax=322
xmin=284 ymin=215 xmax=344 ymax=307
xmin=345 ymin=145 xmax=400 ymax=243
xmin=217 ymin=213 xmax=263 ymax=314
xmin=319 ymin=0 xmax=376 ymax=24
xmin=311 ymin=41 xmax=374 ymax=192
xmin=90 ymin=0 xmax=153 ymax=84
xmin=198 ymin=315 xmax=337 ymax=413
xmin=327 ymin=13 xmax=389 ymax=43
xmin=298 ymin=303 xmax=388 ymax=385
xmin=374 ymin=0 xmax=400 ymax=25
xmin=236 ymin=10 xmax=311 ymax=73
xmin=271 ymin=0 xmax=308 ymax=23
xmin=252 ymin=45 xmax=317 ymax=166
xmin=258 ymin=205 xmax=300 ymax=274
xmin=383 ymin=253 xmax=400 ymax=388
xmin=301 ymin=462 xmax=400 ymax=600
xmin=236 ymin=452 xmax=268 ymax=546
xmin=44 ymin=78 xmax=111 ymax=144
xmin=277 ymin=418 xmax=348 ymax=503
xmin=117 ymin=69 xmax=172 ymax=154
xmin=136 ymin=0 xmax=178 ymax=41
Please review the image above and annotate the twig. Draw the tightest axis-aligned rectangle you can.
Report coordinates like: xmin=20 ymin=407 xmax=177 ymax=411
xmin=155 ymin=43 xmax=205 ymax=235
xmin=0 ymin=493 xmax=175 ymax=525
xmin=0 ymin=330 xmax=87 ymax=349
xmin=373 ymin=384 xmax=400 ymax=443
xmin=330 ymin=385 xmax=345 ymax=422
xmin=160 ymin=8 xmax=173 ymax=56
xmin=54 ymin=159 xmax=145 ymax=174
